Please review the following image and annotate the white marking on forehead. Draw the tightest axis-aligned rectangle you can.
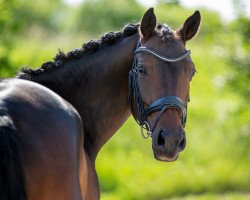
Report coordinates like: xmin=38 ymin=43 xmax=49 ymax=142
xmin=162 ymin=26 xmax=172 ymax=35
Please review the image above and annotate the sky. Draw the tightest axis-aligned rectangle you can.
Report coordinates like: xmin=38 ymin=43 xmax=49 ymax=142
xmin=180 ymin=0 xmax=250 ymax=21
xmin=64 ymin=0 xmax=250 ymax=21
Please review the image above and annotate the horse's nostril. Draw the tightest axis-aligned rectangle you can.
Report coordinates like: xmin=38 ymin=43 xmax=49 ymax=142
xmin=157 ymin=130 xmax=165 ymax=147
xmin=178 ymin=134 xmax=186 ymax=150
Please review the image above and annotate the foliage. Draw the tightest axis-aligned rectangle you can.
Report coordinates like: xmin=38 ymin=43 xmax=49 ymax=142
xmin=73 ymin=0 xmax=143 ymax=36
xmin=0 ymin=0 xmax=64 ymax=76
xmin=157 ymin=0 xmax=180 ymax=5
xmin=0 ymin=0 xmax=249 ymax=199
xmin=228 ymin=17 xmax=250 ymax=101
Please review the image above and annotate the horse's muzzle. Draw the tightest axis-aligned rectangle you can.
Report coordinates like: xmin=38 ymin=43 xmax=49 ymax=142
xmin=152 ymin=128 xmax=186 ymax=162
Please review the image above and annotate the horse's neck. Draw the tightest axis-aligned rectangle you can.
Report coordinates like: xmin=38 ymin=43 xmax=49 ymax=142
xmin=37 ymin=33 xmax=139 ymax=160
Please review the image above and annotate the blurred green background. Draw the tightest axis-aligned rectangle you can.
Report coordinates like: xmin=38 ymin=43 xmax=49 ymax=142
xmin=1 ymin=0 xmax=249 ymax=199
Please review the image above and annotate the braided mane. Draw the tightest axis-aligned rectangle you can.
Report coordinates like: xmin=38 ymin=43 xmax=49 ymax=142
xmin=17 ymin=24 xmax=139 ymax=79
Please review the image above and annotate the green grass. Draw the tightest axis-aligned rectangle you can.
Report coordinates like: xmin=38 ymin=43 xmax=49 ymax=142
xmin=169 ymin=192 xmax=250 ymax=200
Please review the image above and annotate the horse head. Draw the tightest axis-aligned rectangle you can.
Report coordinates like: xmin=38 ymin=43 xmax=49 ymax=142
xmin=129 ymin=8 xmax=201 ymax=162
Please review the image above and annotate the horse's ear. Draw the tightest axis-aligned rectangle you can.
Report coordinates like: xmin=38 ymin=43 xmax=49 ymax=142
xmin=177 ymin=10 xmax=201 ymax=42
xmin=140 ymin=8 xmax=156 ymax=39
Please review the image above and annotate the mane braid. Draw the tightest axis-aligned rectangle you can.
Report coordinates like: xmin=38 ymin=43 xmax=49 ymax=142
xmin=17 ymin=24 xmax=139 ymax=79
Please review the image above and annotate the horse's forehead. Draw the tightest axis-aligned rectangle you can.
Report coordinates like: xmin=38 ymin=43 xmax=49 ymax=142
xmin=143 ymin=33 xmax=185 ymax=58
xmin=147 ymin=29 xmax=183 ymax=48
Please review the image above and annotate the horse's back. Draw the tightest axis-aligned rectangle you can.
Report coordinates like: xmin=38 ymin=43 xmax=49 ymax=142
xmin=0 ymin=78 xmax=83 ymax=200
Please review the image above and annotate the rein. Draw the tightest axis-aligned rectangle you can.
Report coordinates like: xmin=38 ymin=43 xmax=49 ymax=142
xmin=128 ymin=42 xmax=190 ymax=139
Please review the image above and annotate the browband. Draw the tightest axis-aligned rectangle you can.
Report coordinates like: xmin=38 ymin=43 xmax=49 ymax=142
xmin=135 ymin=47 xmax=191 ymax=63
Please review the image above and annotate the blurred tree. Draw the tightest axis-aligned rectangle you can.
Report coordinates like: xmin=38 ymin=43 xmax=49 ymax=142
xmin=224 ymin=3 xmax=250 ymax=157
xmin=227 ymin=13 xmax=250 ymax=102
xmin=0 ymin=0 xmax=64 ymax=76
xmin=157 ymin=0 xmax=180 ymax=5
xmin=73 ymin=0 xmax=143 ymax=35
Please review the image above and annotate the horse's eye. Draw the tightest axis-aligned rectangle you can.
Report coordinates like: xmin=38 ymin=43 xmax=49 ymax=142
xmin=138 ymin=65 xmax=147 ymax=75
xmin=190 ymin=69 xmax=197 ymax=80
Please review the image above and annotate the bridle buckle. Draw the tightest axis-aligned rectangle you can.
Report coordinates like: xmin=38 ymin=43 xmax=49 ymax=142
xmin=140 ymin=121 xmax=152 ymax=139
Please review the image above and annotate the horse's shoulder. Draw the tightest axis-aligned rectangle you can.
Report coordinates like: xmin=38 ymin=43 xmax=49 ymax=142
xmin=0 ymin=78 xmax=82 ymax=130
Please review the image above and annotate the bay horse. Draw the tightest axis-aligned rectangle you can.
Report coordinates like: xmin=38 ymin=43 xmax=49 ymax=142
xmin=0 ymin=8 xmax=200 ymax=199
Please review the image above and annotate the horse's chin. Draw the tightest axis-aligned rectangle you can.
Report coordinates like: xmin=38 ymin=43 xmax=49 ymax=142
xmin=153 ymin=152 xmax=179 ymax=162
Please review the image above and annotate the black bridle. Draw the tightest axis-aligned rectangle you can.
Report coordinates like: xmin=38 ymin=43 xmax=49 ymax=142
xmin=128 ymin=42 xmax=191 ymax=138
